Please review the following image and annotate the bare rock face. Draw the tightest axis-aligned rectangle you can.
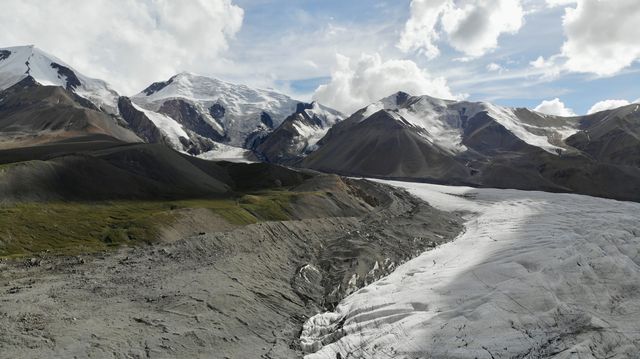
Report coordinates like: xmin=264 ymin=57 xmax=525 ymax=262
xmin=49 ymin=62 xmax=81 ymax=90
xmin=140 ymin=77 xmax=174 ymax=96
xmin=209 ymin=103 xmax=225 ymax=120
xmin=254 ymin=102 xmax=344 ymax=165
xmin=117 ymin=96 xmax=167 ymax=145
xmin=158 ymin=99 xmax=227 ymax=142
xmin=117 ymin=96 xmax=222 ymax=155
xmin=0 ymin=49 xmax=10 ymax=61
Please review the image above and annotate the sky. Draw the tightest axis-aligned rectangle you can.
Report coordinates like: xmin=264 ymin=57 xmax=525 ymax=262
xmin=0 ymin=0 xmax=639 ymax=115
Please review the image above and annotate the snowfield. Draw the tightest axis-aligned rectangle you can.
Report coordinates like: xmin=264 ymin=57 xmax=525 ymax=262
xmin=301 ymin=181 xmax=640 ymax=358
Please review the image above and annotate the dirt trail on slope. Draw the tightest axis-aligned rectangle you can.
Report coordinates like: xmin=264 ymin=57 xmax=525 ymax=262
xmin=0 ymin=178 xmax=463 ymax=358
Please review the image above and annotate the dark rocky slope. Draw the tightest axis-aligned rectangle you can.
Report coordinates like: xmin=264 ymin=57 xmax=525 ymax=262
xmin=0 ymin=137 xmax=312 ymax=202
xmin=0 ymin=77 xmax=139 ymax=149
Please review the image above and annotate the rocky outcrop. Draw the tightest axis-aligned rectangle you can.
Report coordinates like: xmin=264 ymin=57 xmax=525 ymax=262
xmin=117 ymin=96 xmax=167 ymax=145
xmin=140 ymin=77 xmax=174 ymax=96
xmin=158 ymin=99 xmax=226 ymax=142
xmin=49 ymin=62 xmax=81 ymax=90
xmin=255 ymin=102 xmax=343 ymax=165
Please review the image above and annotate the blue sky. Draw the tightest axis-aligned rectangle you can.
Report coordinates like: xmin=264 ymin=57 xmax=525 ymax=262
xmin=229 ymin=0 xmax=640 ymax=115
xmin=1 ymin=0 xmax=638 ymax=115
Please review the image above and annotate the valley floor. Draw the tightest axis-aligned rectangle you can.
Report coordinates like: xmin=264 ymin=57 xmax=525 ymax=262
xmin=301 ymin=181 xmax=640 ymax=358
xmin=0 ymin=178 xmax=462 ymax=359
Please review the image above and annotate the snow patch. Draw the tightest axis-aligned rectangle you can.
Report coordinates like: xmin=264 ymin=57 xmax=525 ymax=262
xmin=198 ymin=143 xmax=253 ymax=163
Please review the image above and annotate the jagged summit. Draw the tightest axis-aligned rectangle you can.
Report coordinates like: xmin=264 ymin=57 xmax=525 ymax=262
xmin=0 ymin=45 xmax=119 ymax=113
xmin=254 ymin=101 xmax=344 ymax=164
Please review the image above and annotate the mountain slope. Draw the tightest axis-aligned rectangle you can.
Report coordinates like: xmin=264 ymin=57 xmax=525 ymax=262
xmin=0 ymin=77 xmax=140 ymax=149
xmin=0 ymin=141 xmax=230 ymax=201
xmin=303 ymin=91 xmax=567 ymax=179
xmin=304 ymin=109 xmax=468 ymax=180
xmin=566 ymin=103 xmax=640 ymax=167
xmin=254 ymin=102 xmax=343 ymax=164
xmin=0 ymin=45 xmax=120 ymax=113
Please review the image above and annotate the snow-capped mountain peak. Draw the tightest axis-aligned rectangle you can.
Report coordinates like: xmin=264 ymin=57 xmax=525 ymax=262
xmin=289 ymin=101 xmax=344 ymax=151
xmin=135 ymin=72 xmax=296 ymax=114
xmin=0 ymin=45 xmax=119 ymax=113
xmin=357 ymin=92 xmax=579 ymax=155
xmin=299 ymin=101 xmax=343 ymax=128
xmin=132 ymin=72 xmax=301 ymax=147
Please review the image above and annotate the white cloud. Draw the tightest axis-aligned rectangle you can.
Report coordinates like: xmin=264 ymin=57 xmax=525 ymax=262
xmin=529 ymin=55 xmax=562 ymax=79
xmin=399 ymin=0 xmax=524 ymax=58
xmin=222 ymin=20 xmax=401 ymax=95
xmin=545 ymin=0 xmax=577 ymax=7
xmin=561 ymin=0 xmax=640 ymax=76
xmin=587 ymin=99 xmax=630 ymax=115
xmin=486 ymin=62 xmax=503 ymax=72
xmin=312 ymin=53 xmax=458 ymax=114
xmin=534 ymin=98 xmax=576 ymax=116
xmin=441 ymin=0 xmax=524 ymax=57
xmin=0 ymin=0 xmax=244 ymax=94
xmin=398 ymin=0 xmax=449 ymax=58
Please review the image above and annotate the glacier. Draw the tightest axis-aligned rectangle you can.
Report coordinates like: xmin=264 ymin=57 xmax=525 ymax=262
xmin=301 ymin=180 xmax=640 ymax=358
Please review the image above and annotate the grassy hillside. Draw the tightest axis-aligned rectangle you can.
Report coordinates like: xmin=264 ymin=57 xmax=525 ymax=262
xmin=0 ymin=190 xmax=305 ymax=258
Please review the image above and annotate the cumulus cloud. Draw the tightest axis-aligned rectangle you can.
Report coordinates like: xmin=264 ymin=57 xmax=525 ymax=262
xmin=0 ymin=0 xmax=244 ymax=94
xmin=534 ymin=98 xmax=576 ymax=116
xmin=399 ymin=0 xmax=524 ymax=58
xmin=587 ymin=99 xmax=630 ymax=114
xmin=397 ymin=0 xmax=449 ymax=58
xmin=560 ymin=0 xmax=640 ymax=76
xmin=313 ymin=53 xmax=458 ymax=114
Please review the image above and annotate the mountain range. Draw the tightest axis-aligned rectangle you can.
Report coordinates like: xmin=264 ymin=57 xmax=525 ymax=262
xmin=1 ymin=45 xmax=639 ymax=201
xmin=303 ymin=92 xmax=640 ymax=201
